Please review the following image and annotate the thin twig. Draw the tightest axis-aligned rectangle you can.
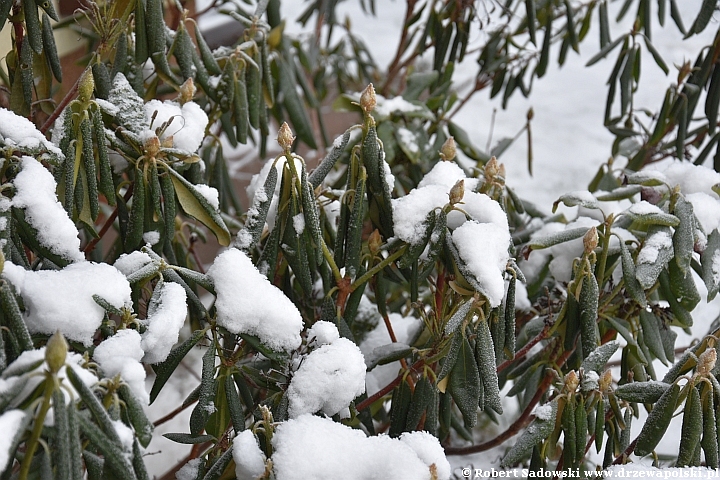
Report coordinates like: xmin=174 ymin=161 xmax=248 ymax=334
xmin=497 ymin=322 xmax=550 ymax=373
xmin=153 ymin=397 xmax=199 ymax=427
xmin=356 ymin=358 xmax=424 ymax=411
xmin=40 ymin=74 xmax=83 ymax=134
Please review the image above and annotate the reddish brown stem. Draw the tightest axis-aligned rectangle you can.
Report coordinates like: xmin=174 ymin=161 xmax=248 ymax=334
xmin=40 ymin=74 xmax=82 ymax=134
xmin=497 ymin=323 xmax=550 ymax=373
xmin=380 ymin=0 xmax=418 ymax=96
xmin=153 ymin=397 xmax=198 ymax=427
xmin=356 ymin=359 xmax=424 ymax=411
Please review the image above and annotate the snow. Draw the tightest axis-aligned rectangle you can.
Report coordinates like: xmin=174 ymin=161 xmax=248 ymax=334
xmin=687 ymin=192 xmax=720 ymax=234
xmin=307 ymin=320 xmax=340 ymax=347
xmin=175 ymin=458 xmax=202 ymax=480
xmin=233 ymin=430 xmax=266 ymax=480
xmin=637 ymin=229 xmax=673 ymax=266
xmin=292 ymin=213 xmax=305 ymax=234
xmin=144 ymin=99 xmax=209 ymax=153
xmin=661 ymin=161 xmax=720 ymax=198
xmin=418 ymin=161 xmax=479 ymax=191
xmin=2 ymin=261 xmax=132 ymax=346
xmin=93 ymin=329 xmax=149 ymax=404
xmin=376 ymin=95 xmax=427 ymax=117
xmin=141 ymin=281 xmax=187 ymax=364
xmin=0 ymin=108 xmax=63 ymax=158
xmin=627 ymin=200 xmax=666 ymax=216
xmin=112 ymin=419 xmax=135 ymax=452
xmin=446 ymin=191 xmax=509 ymax=231
xmin=359 ymin=312 xmax=422 ymax=395
xmin=287 ymin=337 xmax=366 ymax=418
xmin=398 ymin=431 xmax=451 ymax=480
xmin=143 ymin=230 xmax=160 ymax=245
xmin=452 ymin=221 xmax=511 ymax=308
xmin=207 ymin=248 xmax=303 ymax=351
xmin=271 ymin=414 xmax=450 ymax=480
xmin=533 ymin=404 xmax=553 ymax=421
xmin=12 ymin=156 xmax=83 ymax=262
xmin=114 ymin=251 xmax=154 ymax=276
xmin=246 ymin=157 xmax=304 ymax=232
xmin=193 ymin=184 xmax=220 ymax=210
xmin=392 ymin=184 xmax=448 ymax=244
xmin=0 ymin=409 xmax=26 ymax=468
xmin=397 ymin=127 xmax=419 ymax=154
xmin=581 ymin=370 xmax=600 ymax=392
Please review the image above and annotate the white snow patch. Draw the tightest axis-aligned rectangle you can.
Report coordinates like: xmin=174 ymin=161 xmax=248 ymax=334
xmin=233 ymin=430 xmax=266 ymax=480
xmin=271 ymin=414 xmax=449 ymax=480
xmin=207 ymin=248 xmax=302 ymax=351
xmin=292 ymin=213 xmax=305 ymax=234
xmin=144 ymin=99 xmax=209 ymax=153
xmin=3 ymin=261 xmax=132 ymax=346
xmin=194 ymin=184 xmax=220 ymax=210
xmin=452 ymin=221 xmax=511 ymax=308
xmin=94 ymin=329 xmax=149 ymax=404
xmin=175 ymin=458 xmax=202 ymax=480
xmin=0 ymin=410 xmax=27 ymax=468
xmin=141 ymin=282 xmax=187 ymax=364
xmin=307 ymin=321 xmax=340 ymax=347
xmin=114 ymin=251 xmax=153 ymax=276
xmin=287 ymin=337 xmax=366 ymax=418
xmin=0 ymin=108 xmax=63 ymax=158
xmin=143 ymin=230 xmax=160 ymax=246
xmin=13 ymin=157 xmax=83 ymax=262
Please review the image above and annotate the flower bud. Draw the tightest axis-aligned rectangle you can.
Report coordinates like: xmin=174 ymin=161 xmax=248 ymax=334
xmin=485 ymin=156 xmax=499 ymax=179
xmin=564 ymin=370 xmax=579 ymax=393
xmin=368 ymin=229 xmax=382 ymax=256
xmin=78 ymin=68 xmax=95 ymax=104
xmin=440 ymin=137 xmax=456 ymax=161
xmin=144 ymin=133 xmax=161 ymax=159
xmin=277 ymin=122 xmax=295 ymax=152
xmin=45 ymin=331 xmax=68 ymax=374
xmin=360 ymin=84 xmax=377 ymax=113
xmin=583 ymin=226 xmax=598 ymax=254
xmin=598 ymin=369 xmax=613 ymax=392
xmin=178 ymin=78 xmax=196 ymax=105
xmin=698 ymin=348 xmax=717 ymax=376
xmin=448 ymin=179 xmax=464 ymax=205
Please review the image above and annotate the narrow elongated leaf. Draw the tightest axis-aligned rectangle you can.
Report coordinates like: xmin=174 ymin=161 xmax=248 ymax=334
xmin=450 ymin=336 xmax=481 ymax=427
xmin=150 ymin=329 xmax=207 ymax=403
xmin=501 ymin=399 xmax=558 ymax=467
xmin=634 ymin=382 xmax=680 ymax=456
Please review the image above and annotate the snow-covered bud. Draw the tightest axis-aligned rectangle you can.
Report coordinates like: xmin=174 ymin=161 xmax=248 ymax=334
xmin=449 ymin=179 xmax=465 ymax=205
xmin=698 ymin=348 xmax=717 ymax=376
xmin=178 ymin=78 xmax=196 ymax=105
xmin=440 ymin=137 xmax=456 ymax=161
xmin=368 ymin=229 xmax=382 ymax=256
xmin=583 ymin=226 xmax=598 ymax=254
xmin=144 ymin=134 xmax=161 ymax=159
xmin=599 ymin=369 xmax=613 ymax=392
xmin=564 ymin=370 xmax=579 ymax=393
xmin=277 ymin=122 xmax=295 ymax=152
xmin=45 ymin=331 xmax=68 ymax=374
xmin=78 ymin=68 xmax=95 ymax=104
xmin=360 ymin=84 xmax=376 ymax=114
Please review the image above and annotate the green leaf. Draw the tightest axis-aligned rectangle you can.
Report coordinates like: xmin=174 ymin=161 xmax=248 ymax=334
xmin=614 ymin=381 xmax=670 ymax=403
xmin=634 ymin=382 xmax=680 ymax=456
xmin=501 ymin=399 xmax=558 ymax=467
xmin=165 ymin=167 xmax=230 ymax=246
xmin=449 ymin=336 xmax=481 ymax=428
xmin=701 ymin=229 xmax=720 ymax=300
xmin=77 ymin=411 xmax=137 ymax=480
xmin=688 ymin=0 xmax=715 ymax=35
xmin=677 ymin=385 xmax=703 ymax=466
xmin=581 ymin=340 xmax=619 ymax=373
xmin=163 ymin=433 xmax=216 ymax=444
xmin=527 ymin=226 xmax=590 ymax=251
xmin=586 ymin=34 xmax=628 ymax=67
xmin=150 ymin=329 xmax=207 ymax=403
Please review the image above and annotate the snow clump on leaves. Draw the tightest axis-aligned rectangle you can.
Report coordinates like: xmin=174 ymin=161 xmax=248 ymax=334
xmin=207 ymin=248 xmax=303 ymax=352
xmin=2 ymin=261 xmax=131 ymax=346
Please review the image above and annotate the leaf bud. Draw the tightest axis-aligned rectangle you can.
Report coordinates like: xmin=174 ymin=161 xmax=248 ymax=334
xmin=144 ymin=133 xmax=161 ymax=159
xmin=485 ymin=156 xmax=499 ymax=180
xmin=45 ymin=331 xmax=68 ymax=374
xmin=440 ymin=137 xmax=456 ymax=161
xmin=78 ymin=68 xmax=95 ymax=104
xmin=277 ymin=122 xmax=295 ymax=152
xmin=360 ymin=83 xmax=377 ymax=113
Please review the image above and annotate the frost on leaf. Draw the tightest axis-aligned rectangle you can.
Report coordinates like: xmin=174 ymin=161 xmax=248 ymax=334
xmin=207 ymin=248 xmax=302 ymax=352
xmin=501 ymin=399 xmax=558 ymax=467
xmin=108 ymin=74 xmax=149 ymax=134
xmin=636 ymin=226 xmax=674 ymax=290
